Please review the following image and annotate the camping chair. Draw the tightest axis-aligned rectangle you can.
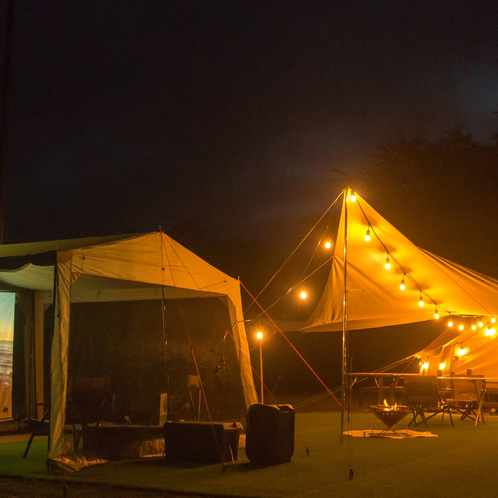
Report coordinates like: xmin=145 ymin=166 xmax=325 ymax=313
xmin=404 ymin=375 xmax=453 ymax=428
xmin=446 ymin=377 xmax=485 ymax=424
xmin=23 ymin=376 xmax=111 ymax=458
xmin=66 ymin=376 xmax=112 ymax=449
xmin=22 ymin=404 xmax=50 ymax=459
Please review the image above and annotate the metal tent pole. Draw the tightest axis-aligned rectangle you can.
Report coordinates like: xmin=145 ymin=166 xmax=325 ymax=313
xmin=340 ymin=188 xmax=349 ymax=444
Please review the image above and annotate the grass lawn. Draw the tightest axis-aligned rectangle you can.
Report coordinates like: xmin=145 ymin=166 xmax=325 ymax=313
xmin=0 ymin=409 xmax=495 ymax=497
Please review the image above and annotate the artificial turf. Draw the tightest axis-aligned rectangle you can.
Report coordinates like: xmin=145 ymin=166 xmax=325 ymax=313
xmin=1 ymin=410 xmax=495 ymax=497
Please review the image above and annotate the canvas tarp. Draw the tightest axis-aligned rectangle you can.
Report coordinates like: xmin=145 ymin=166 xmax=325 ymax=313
xmin=296 ymin=188 xmax=498 ymax=332
xmin=0 ymin=232 xmax=257 ymax=461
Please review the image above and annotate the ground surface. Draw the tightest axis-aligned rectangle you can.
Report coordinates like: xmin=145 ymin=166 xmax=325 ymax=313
xmin=0 ymin=477 xmax=200 ymax=498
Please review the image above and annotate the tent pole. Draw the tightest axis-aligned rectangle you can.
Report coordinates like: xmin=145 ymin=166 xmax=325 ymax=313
xmin=340 ymin=188 xmax=349 ymax=444
xmin=161 ymin=286 xmax=170 ymax=421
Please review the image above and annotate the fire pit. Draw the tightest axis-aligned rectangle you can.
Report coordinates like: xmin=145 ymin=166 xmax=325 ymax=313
xmin=370 ymin=400 xmax=410 ymax=436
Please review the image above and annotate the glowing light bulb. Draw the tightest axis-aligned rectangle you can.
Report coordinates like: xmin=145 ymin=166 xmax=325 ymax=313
xmin=458 ymin=324 xmax=464 ymax=331
xmin=418 ymin=292 xmax=424 ymax=307
xmin=434 ymin=307 xmax=440 ymax=319
xmin=364 ymin=229 xmax=371 ymax=242
xmin=256 ymin=331 xmax=263 ymax=340
xmin=439 ymin=362 xmax=446 ymax=371
xmin=457 ymin=347 xmax=468 ymax=357
xmin=471 ymin=324 xmax=477 ymax=330
xmin=300 ymin=290 xmax=307 ymax=300
xmin=324 ymin=240 xmax=332 ymax=249
xmin=485 ymin=328 xmax=496 ymax=337
xmin=385 ymin=256 xmax=391 ymax=270
xmin=400 ymin=276 xmax=405 ymax=291
xmin=492 ymin=317 xmax=496 ymax=323
xmin=478 ymin=321 xmax=483 ymax=328
xmin=350 ymin=191 xmax=356 ymax=202
xmin=448 ymin=321 xmax=454 ymax=328
xmin=421 ymin=362 xmax=429 ymax=371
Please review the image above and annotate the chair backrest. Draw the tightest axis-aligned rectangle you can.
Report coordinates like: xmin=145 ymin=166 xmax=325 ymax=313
xmin=451 ymin=378 xmax=484 ymax=402
xmin=67 ymin=376 xmax=111 ymax=425
xmin=404 ymin=376 xmax=440 ymax=405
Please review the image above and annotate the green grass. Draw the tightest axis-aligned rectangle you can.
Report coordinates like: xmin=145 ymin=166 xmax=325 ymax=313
xmin=1 ymin=411 xmax=495 ymax=497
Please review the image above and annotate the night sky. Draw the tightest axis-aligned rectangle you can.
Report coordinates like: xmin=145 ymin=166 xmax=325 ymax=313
xmin=1 ymin=0 xmax=498 ymax=261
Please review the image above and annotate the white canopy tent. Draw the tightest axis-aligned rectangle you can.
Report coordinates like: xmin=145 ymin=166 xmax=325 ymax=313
xmin=0 ymin=232 xmax=257 ymax=462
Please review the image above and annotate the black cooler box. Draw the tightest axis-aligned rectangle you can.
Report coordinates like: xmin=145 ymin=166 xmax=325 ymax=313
xmin=164 ymin=421 xmax=242 ymax=464
xmin=245 ymin=403 xmax=295 ymax=465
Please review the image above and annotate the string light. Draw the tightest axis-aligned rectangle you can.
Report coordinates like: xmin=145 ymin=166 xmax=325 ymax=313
xmin=485 ymin=328 xmax=496 ymax=337
xmin=471 ymin=324 xmax=477 ymax=331
xmin=456 ymin=346 xmax=468 ymax=357
xmin=458 ymin=324 xmax=464 ymax=331
xmin=350 ymin=190 xmax=357 ymax=202
xmin=385 ymin=255 xmax=391 ymax=270
xmin=448 ymin=320 xmax=454 ymax=327
xmin=364 ymin=228 xmax=371 ymax=242
xmin=492 ymin=317 xmax=496 ymax=323
xmin=324 ymin=239 xmax=332 ymax=249
xmin=478 ymin=321 xmax=483 ymax=328
xmin=418 ymin=292 xmax=424 ymax=307
xmin=399 ymin=275 xmax=405 ymax=291
xmin=300 ymin=290 xmax=307 ymax=300
xmin=434 ymin=306 xmax=439 ymax=319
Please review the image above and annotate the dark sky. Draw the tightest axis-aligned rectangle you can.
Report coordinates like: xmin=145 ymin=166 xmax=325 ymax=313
xmin=1 ymin=0 xmax=498 ymax=247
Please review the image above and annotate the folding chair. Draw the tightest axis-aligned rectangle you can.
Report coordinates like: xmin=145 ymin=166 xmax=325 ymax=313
xmin=404 ymin=375 xmax=453 ymax=428
xmin=447 ymin=378 xmax=485 ymax=424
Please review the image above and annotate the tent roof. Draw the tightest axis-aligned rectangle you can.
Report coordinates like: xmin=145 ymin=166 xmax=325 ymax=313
xmin=296 ymin=189 xmax=498 ymax=332
xmin=0 ymin=232 xmax=237 ymax=302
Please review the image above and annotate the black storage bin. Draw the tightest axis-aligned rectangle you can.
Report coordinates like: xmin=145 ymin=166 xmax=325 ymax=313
xmin=164 ymin=421 xmax=242 ymax=464
xmin=245 ymin=403 xmax=295 ymax=465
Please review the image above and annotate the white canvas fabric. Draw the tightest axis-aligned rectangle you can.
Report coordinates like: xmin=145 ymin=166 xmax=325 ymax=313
xmin=0 ymin=232 xmax=257 ymax=461
xmin=298 ymin=189 xmax=498 ymax=332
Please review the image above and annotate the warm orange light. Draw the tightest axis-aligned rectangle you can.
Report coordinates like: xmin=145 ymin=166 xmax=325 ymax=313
xmin=492 ymin=317 xmax=496 ymax=324
xmin=256 ymin=331 xmax=263 ymax=340
xmin=385 ymin=257 xmax=391 ymax=270
xmin=458 ymin=324 xmax=464 ymax=331
xmin=364 ymin=229 xmax=371 ymax=242
xmin=324 ymin=240 xmax=332 ymax=249
xmin=400 ymin=277 xmax=405 ymax=291
xmin=434 ymin=309 xmax=440 ymax=319
xmin=485 ymin=328 xmax=496 ymax=337
xmin=448 ymin=321 xmax=454 ymax=328
xmin=300 ymin=290 xmax=307 ymax=300
xmin=418 ymin=293 xmax=424 ymax=307
xmin=439 ymin=362 xmax=446 ymax=371
xmin=478 ymin=321 xmax=484 ymax=328
xmin=457 ymin=347 xmax=468 ymax=357
xmin=350 ymin=191 xmax=357 ymax=202
xmin=471 ymin=324 xmax=477 ymax=330
xmin=421 ymin=362 xmax=429 ymax=370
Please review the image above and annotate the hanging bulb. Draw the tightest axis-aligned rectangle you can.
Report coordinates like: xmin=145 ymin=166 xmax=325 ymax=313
xmin=350 ymin=190 xmax=357 ymax=202
xmin=471 ymin=324 xmax=477 ymax=330
xmin=324 ymin=239 xmax=332 ymax=250
xmin=364 ymin=228 xmax=371 ymax=242
xmin=399 ymin=276 xmax=405 ymax=291
xmin=300 ymin=290 xmax=307 ymax=300
xmin=478 ymin=321 xmax=483 ymax=328
xmin=492 ymin=317 xmax=496 ymax=323
xmin=458 ymin=324 xmax=465 ymax=331
xmin=418 ymin=292 xmax=424 ymax=307
xmin=448 ymin=320 xmax=454 ymax=328
xmin=434 ymin=306 xmax=439 ymax=319
xmin=485 ymin=328 xmax=496 ymax=337
xmin=385 ymin=255 xmax=391 ymax=270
